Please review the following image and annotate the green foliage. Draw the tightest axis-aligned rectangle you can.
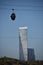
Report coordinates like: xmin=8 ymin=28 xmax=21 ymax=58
xmin=0 ymin=57 xmax=43 ymax=65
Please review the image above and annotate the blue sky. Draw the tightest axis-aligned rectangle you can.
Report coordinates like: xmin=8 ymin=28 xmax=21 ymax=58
xmin=0 ymin=0 xmax=43 ymax=60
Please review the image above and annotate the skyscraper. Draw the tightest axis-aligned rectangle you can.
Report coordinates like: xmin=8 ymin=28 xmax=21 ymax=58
xmin=19 ymin=27 xmax=28 ymax=61
xmin=28 ymin=48 xmax=35 ymax=61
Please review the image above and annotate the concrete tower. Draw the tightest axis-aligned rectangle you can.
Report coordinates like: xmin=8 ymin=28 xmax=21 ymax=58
xmin=19 ymin=27 xmax=28 ymax=61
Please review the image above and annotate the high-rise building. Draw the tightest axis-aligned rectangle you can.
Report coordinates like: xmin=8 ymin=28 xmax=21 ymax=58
xmin=28 ymin=48 xmax=35 ymax=61
xmin=19 ymin=27 xmax=28 ymax=61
